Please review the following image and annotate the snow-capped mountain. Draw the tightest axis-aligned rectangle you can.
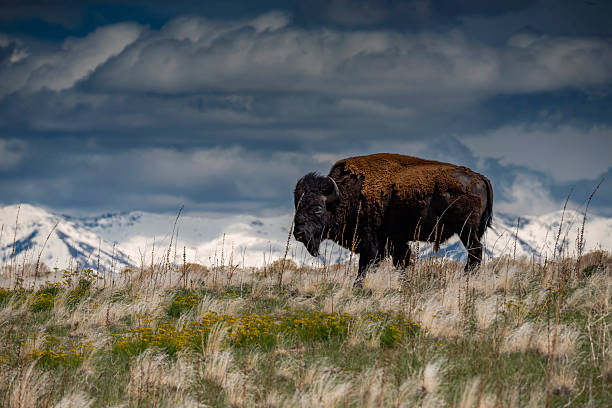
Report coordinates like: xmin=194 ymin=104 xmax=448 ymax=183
xmin=404 ymin=209 xmax=612 ymax=263
xmin=68 ymin=209 xmax=299 ymax=267
xmin=1 ymin=203 xmax=610 ymax=272
xmin=61 ymin=206 xmax=612 ymax=266
xmin=0 ymin=204 xmax=131 ymax=271
xmin=484 ymin=209 xmax=611 ymax=261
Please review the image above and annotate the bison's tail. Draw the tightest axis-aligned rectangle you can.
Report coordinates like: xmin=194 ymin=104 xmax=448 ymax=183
xmin=478 ymin=176 xmax=493 ymax=238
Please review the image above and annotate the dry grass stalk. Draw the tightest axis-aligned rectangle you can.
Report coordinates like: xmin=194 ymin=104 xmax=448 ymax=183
xmin=9 ymin=362 xmax=50 ymax=408
xmin=576 ymin=179 xmax=603 ymax=274
xmin=0 ymin=201 xmax=609 ymax=407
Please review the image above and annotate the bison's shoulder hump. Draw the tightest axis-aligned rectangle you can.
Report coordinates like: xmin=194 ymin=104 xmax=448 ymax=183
xmin=330 ymin=153 xmax=464 ymax=207
xmin=333 ymin=153 xmax=454 ymax=171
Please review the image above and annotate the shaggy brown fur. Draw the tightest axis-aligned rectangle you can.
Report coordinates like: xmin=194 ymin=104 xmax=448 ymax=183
xmin=293 ymin=153 xmax=493 ymax=284
xmin=334 ymin=153 xmax=470 ymax=212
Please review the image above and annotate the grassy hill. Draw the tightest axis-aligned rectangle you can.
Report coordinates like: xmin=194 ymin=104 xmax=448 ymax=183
xmin=0 ymin=250 xmax=609 ymax=407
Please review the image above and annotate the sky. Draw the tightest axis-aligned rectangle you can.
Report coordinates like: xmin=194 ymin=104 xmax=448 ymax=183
xmin=0 ymin=0 xmax=611 ymax=218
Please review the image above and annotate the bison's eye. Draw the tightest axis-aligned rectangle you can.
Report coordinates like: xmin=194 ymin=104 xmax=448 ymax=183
xmin=313 ymin=207 xmax=324 ymax=217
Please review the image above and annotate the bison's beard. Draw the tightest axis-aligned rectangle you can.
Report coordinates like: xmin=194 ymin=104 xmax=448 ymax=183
xmin=294 ymin=225 xmax=324 ymax=258
xmin=305 ymin=238 xmax=321 ymax=257
xmin=295 ymin=234 xmax=321 ymax=257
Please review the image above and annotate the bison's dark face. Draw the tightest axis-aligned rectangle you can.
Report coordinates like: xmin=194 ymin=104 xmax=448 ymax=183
xmin=293 ymin=173 xmax=339 ymax=257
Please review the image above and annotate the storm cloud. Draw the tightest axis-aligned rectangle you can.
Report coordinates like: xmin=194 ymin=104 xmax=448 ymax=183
xmin=0 ymin=1 xmax=611 ymax=217
xmin=4 ymin=13 xmax=612 ymax=98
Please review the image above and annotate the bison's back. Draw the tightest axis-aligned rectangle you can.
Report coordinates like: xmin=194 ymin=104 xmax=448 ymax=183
xmin=330 ymin=153 xmax=468 ymax=209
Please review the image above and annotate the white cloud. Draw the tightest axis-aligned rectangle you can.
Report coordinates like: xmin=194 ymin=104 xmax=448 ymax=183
xmin=87 ymin=22 xmax=612 ymax=97
xmin=0 ymin=13 xmax=605 ymax=99
xmin=336 ymin=98 xmax=415 ymax=117
xmin=495 ymin=174 xmax=563 ymax=216
xmin=0 ymin=22 xmax=144 ymax=96
xmin=501 ymin=33 xmax=612 ymax=93
xmin=249 ymin=11 xmax=292 ymax=32
xmin=463 ymin=123 xmax=612 ymax=182
xmin=161 ymin=11 xmax=290 ymax=44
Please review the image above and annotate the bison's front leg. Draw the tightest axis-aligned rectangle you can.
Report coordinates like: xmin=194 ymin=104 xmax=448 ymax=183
xmin=355 ymin=255 xmax=369 ymax=286
xmin=355 ymin=244 xmax=381 ymax=287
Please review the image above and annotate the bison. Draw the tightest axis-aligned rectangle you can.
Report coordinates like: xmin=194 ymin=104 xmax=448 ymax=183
xmin=293 ymin=153 xmax=493 ymax=284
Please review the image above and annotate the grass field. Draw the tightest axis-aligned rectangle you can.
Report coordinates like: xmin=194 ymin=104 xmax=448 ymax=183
xmin=0 ymin=247 xmax=609 ymax=407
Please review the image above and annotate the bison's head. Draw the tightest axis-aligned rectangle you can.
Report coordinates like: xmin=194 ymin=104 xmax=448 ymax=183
xmin=293 ymin=173 xmax=339 ymax=257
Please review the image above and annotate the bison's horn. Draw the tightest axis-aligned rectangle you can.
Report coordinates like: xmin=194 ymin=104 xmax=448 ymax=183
xmin=324 ymin=177 xmax=339 ymax=204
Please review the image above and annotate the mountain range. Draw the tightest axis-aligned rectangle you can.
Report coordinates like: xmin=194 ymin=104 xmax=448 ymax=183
xmin=0 ymin=204 xmax=131 ymax=271
xmin=1 ymin=203 xmax=610 ymax=272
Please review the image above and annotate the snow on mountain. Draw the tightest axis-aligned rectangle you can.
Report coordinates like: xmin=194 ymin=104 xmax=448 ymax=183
xmin=1 ymin=203 xmax=610 ymax=272
xmin=69 ymin=207 xmax=612 ymax=267
xmin=483 ymin=210 xmax=612 ymax=260
xmin=0 ymin=204 xmax=131 ymax=271
xmin=69 ymin=210 xmax=301 ymax=268
xmin=430 ymin=209 xmax=611 ymax=263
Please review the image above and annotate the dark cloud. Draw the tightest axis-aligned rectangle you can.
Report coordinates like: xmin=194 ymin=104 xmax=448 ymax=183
xmin=0 ymin=0 xmax=86 ymax=29
xmin=0 ymin=4 xmax=611 ymax=218
xmin=297 ymin=0 xmax=432 ymax=27
xmin=1 ymin=15 xmax=610 ymax=143
xmin=79 ymin=18 xmax=612 ymax=97
xmin=434 ymin=0 xmax=536 ymax=16
xmin=297 ymin=0 xmax=612 ymax=50
xmin=0 ymin=142 xmax=327 ymax=213
xmin=297 ymin=0 xmax=537 ymax=28
xmin=0 ymin=1 xmax=297 ymax=38
xmin=5 ymin=8 xmax=612 ymax=99
xmin=0 ymin=0 xmax=535 ymax=34
xmin=460 ymin=0 xmax=612 ymax=41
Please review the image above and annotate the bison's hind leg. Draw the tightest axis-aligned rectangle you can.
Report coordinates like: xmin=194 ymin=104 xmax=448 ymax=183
xmin=460 ymin=230 xmax=483 ymax=272
xmin=391 ymin=241 xmax=411 ymax=269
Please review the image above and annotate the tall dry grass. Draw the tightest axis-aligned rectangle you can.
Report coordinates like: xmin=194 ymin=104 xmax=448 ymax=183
xmin=0 ymin=203 xmax=610 ymax=407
